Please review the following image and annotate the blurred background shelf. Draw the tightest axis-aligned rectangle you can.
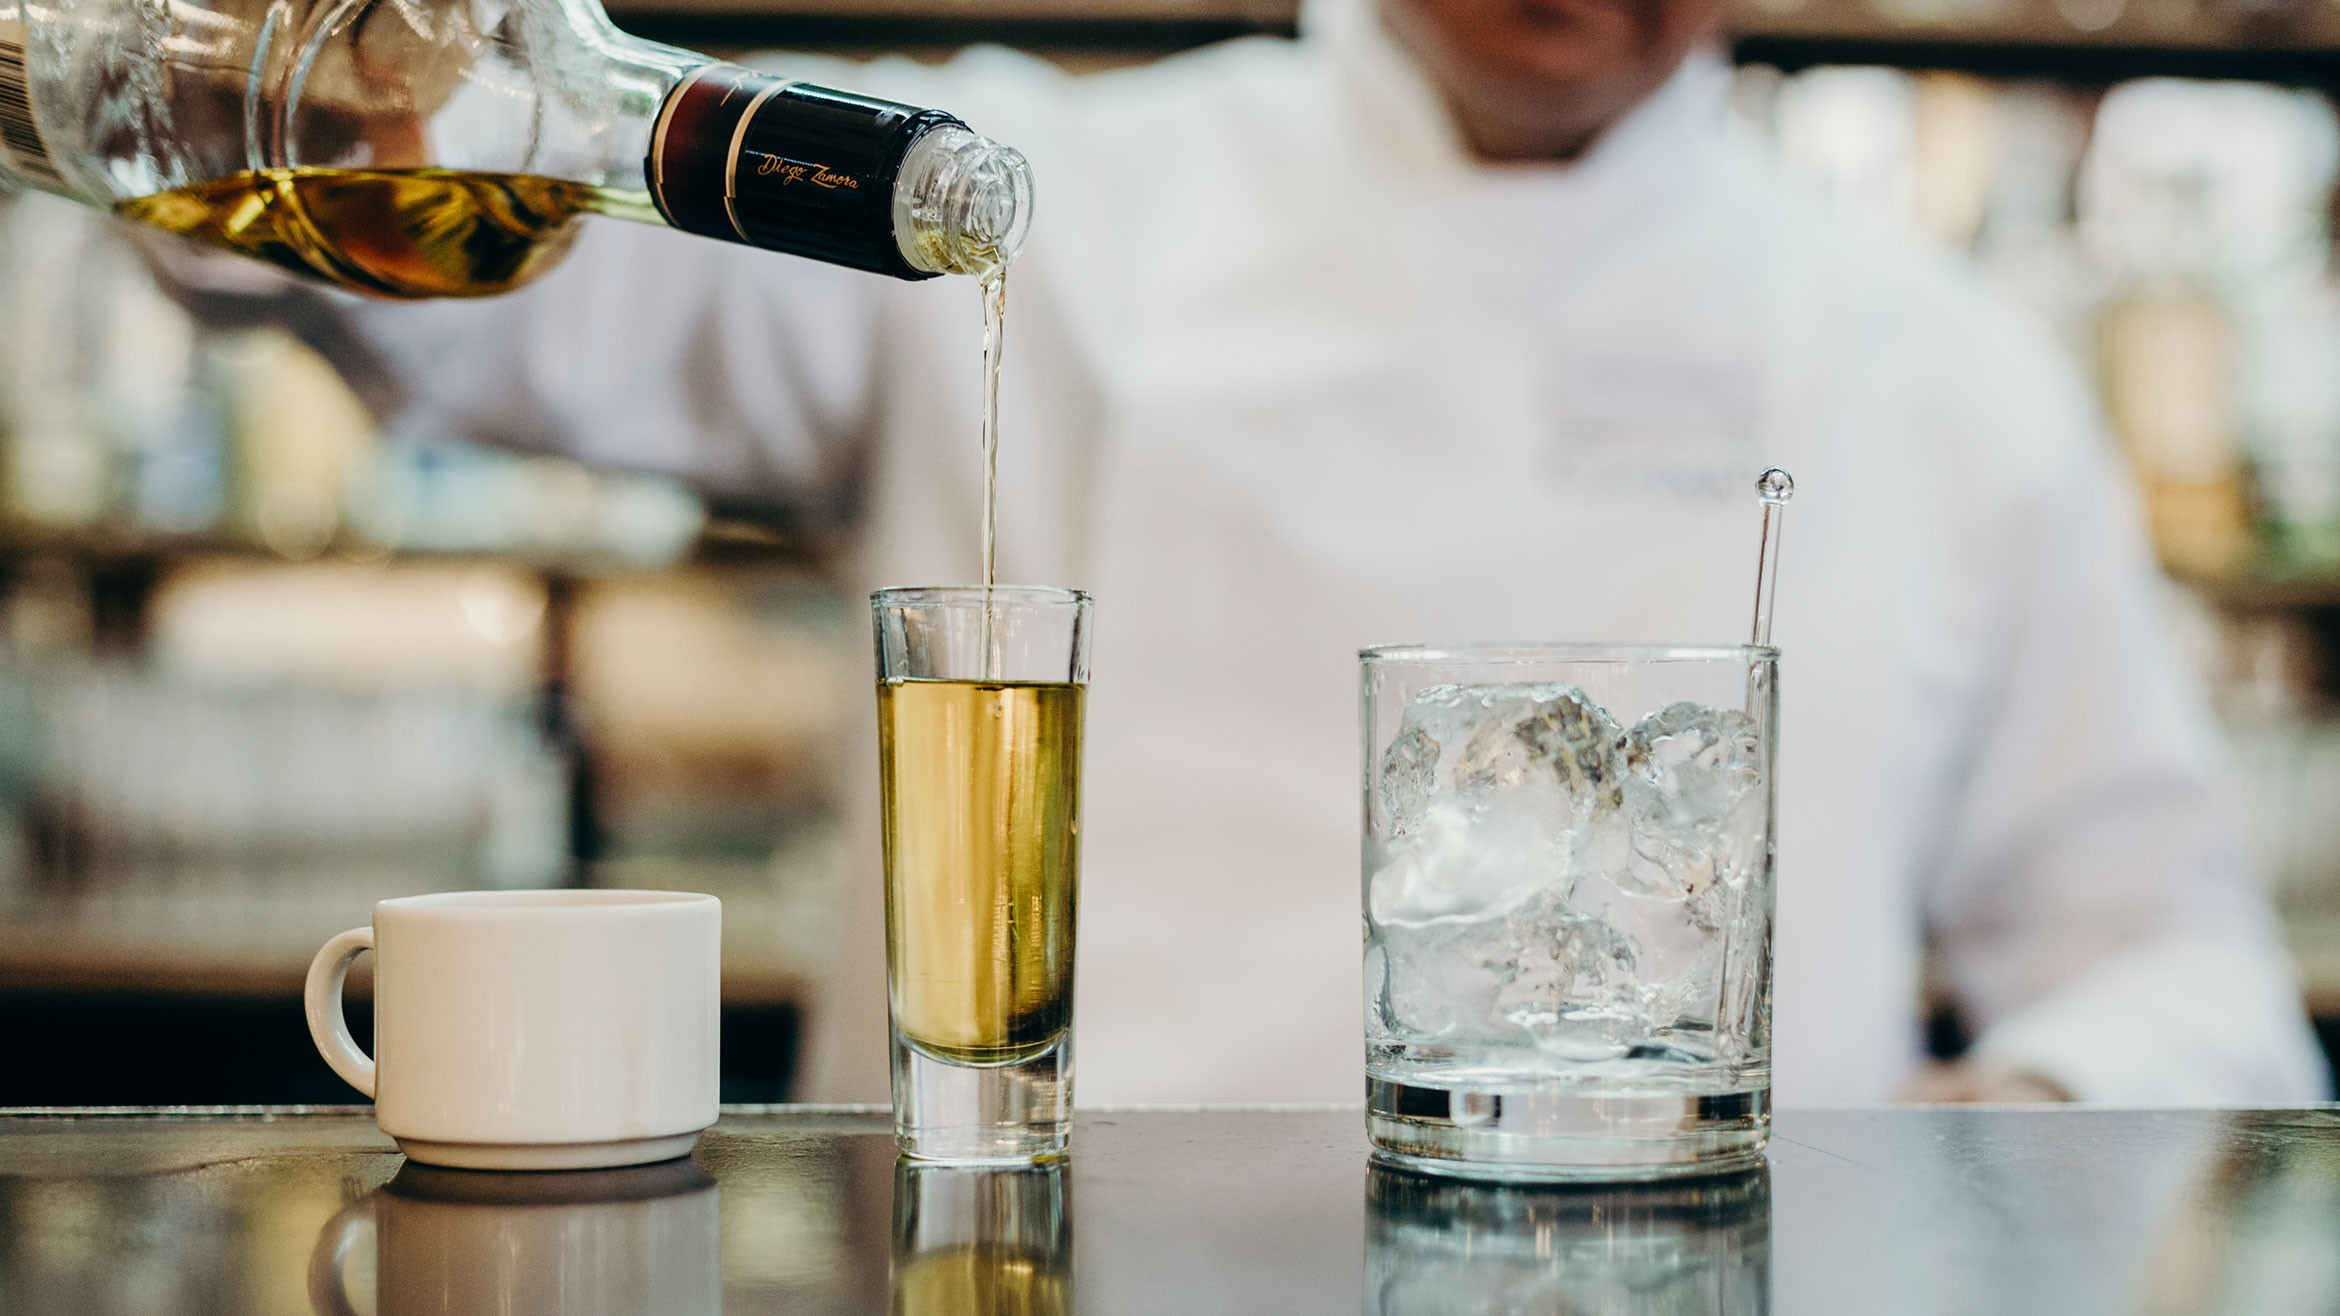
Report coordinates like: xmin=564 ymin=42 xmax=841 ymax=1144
xmin=605 ymin=0 xmax=2340 ymax=75
xmin=2179 ymin=571 xmax=2340 ymax=611
xmin=1737 ymin=0 xmax=2340 ymax=82
xmin=1732 ymin=34 xmax=2340 ymax=83
xmin=2288 ymin=911 xmax=2340 ymax=1016
xmin=0 ymin=855 xmax=830 ymax=1103
xmin=0 ymin=866 xmax=818 ymax=1002
xmin=0 ymin=516 xmax=818 ymax=574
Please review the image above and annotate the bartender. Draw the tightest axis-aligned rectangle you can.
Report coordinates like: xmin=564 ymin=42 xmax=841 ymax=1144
xmin=166 ymin=0 xmax=2326 ymax=1105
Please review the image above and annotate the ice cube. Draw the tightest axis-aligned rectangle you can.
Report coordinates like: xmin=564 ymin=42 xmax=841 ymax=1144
xmin=1373 ymin=889 xmax=1646 ymax=1056
xmin=1567 ymin=867 xmax=1725 ymax=1032
xmin=1377 ymin=722 xmax=1440 ymax=839
xmin=1619 ymin=703 xmax=1766 ymax=899
xmin=1448 ymin=684 xmax=1624 ymax=816
xmin=1494 ymin=892 xmax=1647 ymax=1061
xmin=1374 ymin=903 xmax=1542 ymax=1043
xmin=1370 ymin=797 xmax=1557 ymax=924
xmin=1368 ymin=683 xmax=1626 ymax=925
xmin=1624 ymin=702 xmax=1760 ymax=822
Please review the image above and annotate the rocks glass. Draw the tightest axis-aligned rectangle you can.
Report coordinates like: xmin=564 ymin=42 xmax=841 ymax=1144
xmin=1360 ymin=643 xmax=1778 ymax=1180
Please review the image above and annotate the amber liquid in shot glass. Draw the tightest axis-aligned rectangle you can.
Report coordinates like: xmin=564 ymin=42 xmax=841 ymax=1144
xmin=880 ymin=678 xmax=1082 ymax=1066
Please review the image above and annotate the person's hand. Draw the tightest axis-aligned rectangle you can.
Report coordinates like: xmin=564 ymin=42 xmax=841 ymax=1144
xmin=1894 ymin=1061 xmax=2073 ymax=1103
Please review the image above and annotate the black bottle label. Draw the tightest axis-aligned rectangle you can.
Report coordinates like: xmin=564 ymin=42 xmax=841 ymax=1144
xmin=648 ymin=63 xmax=957 ymax=281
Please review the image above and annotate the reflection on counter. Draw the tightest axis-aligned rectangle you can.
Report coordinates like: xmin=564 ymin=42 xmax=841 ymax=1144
xmin=1366 ymin=1165 xmax=1770 ymax=1316
xmin=310 ymin=1160 xmax=722 ymax=1316
xmin=893 ymin=1162 xmax=1070 ymax=1316
xmin=2133 ymin=1116 xmax=2340 ymax=1313
xmin=14 ymin=1108 xmax=2340 ymax=1315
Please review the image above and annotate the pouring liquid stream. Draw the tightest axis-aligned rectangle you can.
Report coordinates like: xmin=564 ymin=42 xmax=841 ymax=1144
xmin=979 ymin=268 xmax=1008 ymax=680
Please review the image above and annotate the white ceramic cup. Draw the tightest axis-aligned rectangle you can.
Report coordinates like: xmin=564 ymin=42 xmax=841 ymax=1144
xmin=304 ymin=889 xmax=722 ymax=1170
xmin=309 ymin=1160 xmax=722 ymax=1316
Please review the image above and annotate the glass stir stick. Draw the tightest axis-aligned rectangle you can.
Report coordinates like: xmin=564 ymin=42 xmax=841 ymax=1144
xmin=1751 ymin=468 xmax=1794 ymax=647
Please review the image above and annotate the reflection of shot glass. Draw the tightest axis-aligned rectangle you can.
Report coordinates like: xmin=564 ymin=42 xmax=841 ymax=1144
xmin=874 ymin=586 xmax=1091 ymax=1163
xmin=892 ymin=1161 xmax=1071 ymax=1316
xmin=1361 ymin=643 xmax=1778 ymax=1180
xmin=1366 ymin=1163 xmax=1770 ymax=1315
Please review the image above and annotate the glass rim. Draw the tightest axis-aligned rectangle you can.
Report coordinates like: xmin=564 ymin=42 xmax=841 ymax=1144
xmin=871 ymin=585 xmax=1091 ymax=609
xmin=1359 ymin=640 xmax=1779 ymax=665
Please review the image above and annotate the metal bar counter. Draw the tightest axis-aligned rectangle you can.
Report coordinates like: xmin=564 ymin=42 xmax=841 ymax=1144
xmin=1 ymin=1105 xmax=2333 ymax=1313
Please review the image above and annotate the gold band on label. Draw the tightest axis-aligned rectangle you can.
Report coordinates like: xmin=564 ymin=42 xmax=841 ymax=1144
xmin=647 ymin=62 xmax=722 ymax=217
xmin=721 ymin=78 xmax=793 ymax=243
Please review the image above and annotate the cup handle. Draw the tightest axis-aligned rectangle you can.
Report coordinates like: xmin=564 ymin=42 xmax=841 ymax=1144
xmin=304 ymin=927 xmax=377 ymax=1098
xmin=306 ymin=1197 xmax=374 ymax=1316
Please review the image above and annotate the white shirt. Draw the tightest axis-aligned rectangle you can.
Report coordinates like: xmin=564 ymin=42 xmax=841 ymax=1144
xmin=307 ymin=0 xmax=2327 ymax=1105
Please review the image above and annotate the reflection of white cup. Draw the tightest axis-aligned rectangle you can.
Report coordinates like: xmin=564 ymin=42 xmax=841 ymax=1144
xmin=309 ymin=1160 xmax=723 ymax=1316
xmin=304 ymin=890 xmax=721 ymax=1170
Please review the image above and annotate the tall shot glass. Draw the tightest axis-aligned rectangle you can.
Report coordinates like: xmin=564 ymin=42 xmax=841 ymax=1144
xmin=1360 ymin=643 xmax=1778 ymax=1180
xmin=874 ymin=586 xmax=1091 ymax=1163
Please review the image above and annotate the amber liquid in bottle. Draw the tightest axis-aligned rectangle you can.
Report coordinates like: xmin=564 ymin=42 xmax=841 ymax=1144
xmin=113 ymin=167 xmax=646 ymax=298
xmin=879 ymin=678 xmax=1082 ymax=1066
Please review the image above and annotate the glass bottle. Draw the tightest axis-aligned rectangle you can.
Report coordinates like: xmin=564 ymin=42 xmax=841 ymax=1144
xmin=0 ymin=0 xmax=1031 ymax=298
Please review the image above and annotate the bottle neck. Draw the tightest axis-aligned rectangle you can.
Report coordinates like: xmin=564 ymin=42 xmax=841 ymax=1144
xmin=640 ymin=63 xmax=1030 ymax=280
